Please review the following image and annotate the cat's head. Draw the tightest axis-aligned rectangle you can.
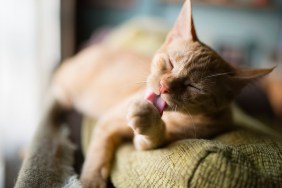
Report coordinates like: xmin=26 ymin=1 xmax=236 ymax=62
xmin=147 ymin=0 xmax=273 ymax=115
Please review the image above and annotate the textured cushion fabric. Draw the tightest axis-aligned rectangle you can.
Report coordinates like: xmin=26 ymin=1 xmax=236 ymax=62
xmin=82 ymin=107 xmax=282 ymax=188
xmin=111 ymin=130 xmax=282 ymax=188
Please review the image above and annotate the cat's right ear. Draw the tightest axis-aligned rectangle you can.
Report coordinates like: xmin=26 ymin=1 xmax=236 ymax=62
xmin=231 ymin=67 xmax=275 ymax=90
xmin=161 ymin=0 xmax=198 ymax=48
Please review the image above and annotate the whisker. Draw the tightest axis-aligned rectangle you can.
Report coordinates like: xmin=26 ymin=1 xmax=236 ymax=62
xmin=120 ymin=80 xmax=148 ymax=90
xmin=134 ymin=81 xmax=148 ymax=85
xmin=204 ymin=72 xmax=232 ymax=79
xmin=183 ymin=107 xmax=197 ymax=139
xmin=174 ymin=103 xmax=178 ymax=112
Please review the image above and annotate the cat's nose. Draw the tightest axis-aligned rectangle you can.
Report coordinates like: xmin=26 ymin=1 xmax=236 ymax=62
xmin=160 ymin=80 xmax=170 ymax=94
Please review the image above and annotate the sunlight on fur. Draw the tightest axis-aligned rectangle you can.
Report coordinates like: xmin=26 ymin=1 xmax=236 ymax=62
xmin=49 ymin=0 xmax=274 ymax=187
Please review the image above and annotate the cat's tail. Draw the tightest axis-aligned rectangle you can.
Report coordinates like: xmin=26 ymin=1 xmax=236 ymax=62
xmin=15 ymin=99 xmax=82 ymax=188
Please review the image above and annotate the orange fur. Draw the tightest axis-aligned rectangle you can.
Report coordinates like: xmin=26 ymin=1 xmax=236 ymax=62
xmin=51 ymin=1 xmax=273 ymax=187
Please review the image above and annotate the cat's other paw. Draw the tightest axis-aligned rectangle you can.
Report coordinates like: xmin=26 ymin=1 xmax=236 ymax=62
xmin=127 ymin=100 xmax=161 ymax=135
xmin=80 ymin=175 xmax=106 ymax=188
xmin=80 ymin=165 xmax=109 ymax=188
xmin=80 ymin=173 xmax=107 ymax=188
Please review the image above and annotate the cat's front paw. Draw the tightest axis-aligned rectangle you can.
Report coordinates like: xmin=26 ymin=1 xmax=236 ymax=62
xmin=80 ymin=174 xmax=106 ymax=188
xmin=80 ymin=165 xmax=109 ymax=188
xmin=127 ymin=100 xmax=161 ymax=135
xmin=127 ymin=100 xmax=166 ymax=150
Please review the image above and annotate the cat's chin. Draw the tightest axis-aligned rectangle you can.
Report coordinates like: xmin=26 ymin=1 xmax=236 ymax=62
xmin=161 ymin=95 xmax=191 ymax=114
xmin=160 ymin=94 xmax=174 ymax=107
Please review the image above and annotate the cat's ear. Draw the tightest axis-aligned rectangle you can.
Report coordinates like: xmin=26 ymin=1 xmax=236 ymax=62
xmin=231 ymin=67 xmax=275 ymax=89
xmin=162 ymin=0 xmax=198 ymax=48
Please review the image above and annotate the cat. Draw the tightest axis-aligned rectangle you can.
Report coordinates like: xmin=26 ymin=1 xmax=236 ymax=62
xmin=51 ymin=0 xmax=273 ymax=187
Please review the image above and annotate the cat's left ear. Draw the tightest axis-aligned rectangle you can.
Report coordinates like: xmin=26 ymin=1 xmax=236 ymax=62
xmin=162 ymin=0 xmax=198 ymax=48
xmin=231 ymin=67 xmax=275 ymax=89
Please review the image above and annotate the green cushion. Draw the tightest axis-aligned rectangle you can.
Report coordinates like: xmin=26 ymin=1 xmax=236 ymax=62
xmin=111 ymin=130 xmax=282 ymax=187
xmin=82 ymin=107 xmax=282 ymax=187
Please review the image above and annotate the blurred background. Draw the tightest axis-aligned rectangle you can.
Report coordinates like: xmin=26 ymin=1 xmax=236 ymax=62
xmin=0 ymin=0 xmax=282 ymax=187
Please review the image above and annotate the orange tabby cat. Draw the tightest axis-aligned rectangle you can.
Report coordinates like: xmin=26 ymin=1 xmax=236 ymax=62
xmin=51 ymin=0 xmax=273 ymax=187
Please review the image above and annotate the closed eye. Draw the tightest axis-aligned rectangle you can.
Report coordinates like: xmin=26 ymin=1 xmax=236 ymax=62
xmin=186 ymin=83 xmax=202 ymax=93
xmin=166 ymin=57 xmax=174 ymax=70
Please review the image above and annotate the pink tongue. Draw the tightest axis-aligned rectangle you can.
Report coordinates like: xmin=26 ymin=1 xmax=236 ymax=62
xmin=145 ymin=91 xmax=167 ymax=116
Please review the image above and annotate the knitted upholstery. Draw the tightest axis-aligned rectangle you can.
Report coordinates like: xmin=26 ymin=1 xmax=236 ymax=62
xmin=82 ymin=108 xmax=282 ymax=188
xmin=110 ymin=130 xmax=282 ymax=187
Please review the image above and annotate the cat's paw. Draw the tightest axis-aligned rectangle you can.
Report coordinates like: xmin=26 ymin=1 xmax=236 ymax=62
xmin=127 ymin=100 xmax=161 ymax=135
xmin=80 ymin=165 xmax=109 ymax=188
xmin=127 ymin=100 xmax=166 ymax=150
xmin=80 ymin=175 xmax=106 ymax=188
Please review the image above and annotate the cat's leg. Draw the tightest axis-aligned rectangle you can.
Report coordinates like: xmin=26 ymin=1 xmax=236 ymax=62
xmin=80 ymin=115 xmax=132 ymax=188
xmin=127 ymin=99 xmax=166 ymax=150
